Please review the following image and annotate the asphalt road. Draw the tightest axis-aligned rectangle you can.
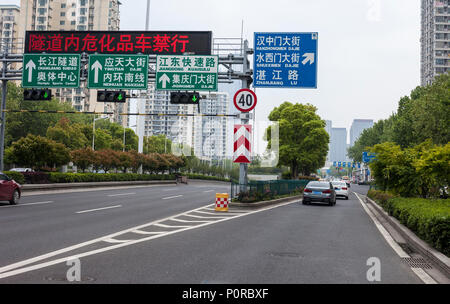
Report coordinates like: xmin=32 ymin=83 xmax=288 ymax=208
xmin=0 ymin=182 xmax=423 ymax=284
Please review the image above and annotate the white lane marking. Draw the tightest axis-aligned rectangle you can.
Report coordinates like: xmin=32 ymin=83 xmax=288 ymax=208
xmin=194 ymin=210 xmax=235 ymax=216
xmin=182 ymin=214 xmax=229 ymax=219
xmin=203 ymin=190 xmax=214 ymax=193
xmin=170 ymin=218 xmax=212 ymax=223
xmin=107 ymin=193 xmax=136 ymax=197
xmin=132 ymin=230 xmax=166 ymax=235
xmin=355 ymin=193 xmax=438 ymax=284
xmin=0 ymin=201 xmax=54 ymax=208
xmin=153 ymin=223 xmax=191 ymax=229
xmin=411 ymin=268 xmax=438 ymax=284
xmin=75 ymin=205 xmax=122 ymax=214
xmin=103 ymin=238 xmax=133 ymax=244
xmin=354 ymin=193 xmax=409 ymax=258
xmin=163 ymin=188 xmax=178 ymax=192
xmin=0 ymin=200 xmax=298 ymax=278
xmin=162 ymin=195 xmax=183 ymax=200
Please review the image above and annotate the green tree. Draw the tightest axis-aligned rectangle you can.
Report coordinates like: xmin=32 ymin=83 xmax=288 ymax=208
xmin=2 ymin=82 xmax=90 ymax=147
xmin=5 ymin=134 xmax=70 ymax=169
xmin=93 ymin=128 xmax=113 ymax=150
xmin=144 ymin=135 xmax=172 ymax=154
xmin=266 ymin=102 xmax=329 ymax=178
xmin=46 ymin=117 xmax=89 ymax=150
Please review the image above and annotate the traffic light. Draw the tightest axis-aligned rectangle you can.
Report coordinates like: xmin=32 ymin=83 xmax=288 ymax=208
xmin=170 ymin=92 xmax=200 ymax=104
xmin=97 ymin=91 xmax=126 ymax=103
xmin=23 ymin=89 xmax=52 ymax=101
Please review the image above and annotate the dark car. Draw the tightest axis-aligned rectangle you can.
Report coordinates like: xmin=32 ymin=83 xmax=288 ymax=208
xmin=0 ymin=172 xmax=21 ymax=205
xmin=302 ymin=181 xmax=337 ymax=206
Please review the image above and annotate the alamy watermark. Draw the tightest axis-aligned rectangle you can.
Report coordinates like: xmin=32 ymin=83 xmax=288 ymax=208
xmin=366 ymin=257 xmax=381 ymax=282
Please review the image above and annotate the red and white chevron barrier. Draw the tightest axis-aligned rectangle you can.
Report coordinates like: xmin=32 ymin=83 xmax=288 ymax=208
xmin=233 ymin=124 xmax=252 ymax=163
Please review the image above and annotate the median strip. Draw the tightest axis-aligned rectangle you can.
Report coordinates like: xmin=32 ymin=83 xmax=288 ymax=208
xmin=76 ymin=205 xmax=122 ymax=214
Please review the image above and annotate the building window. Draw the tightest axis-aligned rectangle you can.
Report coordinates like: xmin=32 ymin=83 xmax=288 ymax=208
xmin=61 ymin=3 xmax=66 ymax=8
xmin=60 ymin=12 xmax=65 ymax=17
xmin=60 ymin=20 xmax=65 ymax=25
xmin=38 ymin=0 xmax=48 ymax=6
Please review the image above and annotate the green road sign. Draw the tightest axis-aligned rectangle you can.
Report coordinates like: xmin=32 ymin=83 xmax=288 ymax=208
xmin=22 ymin=54 xmax=81 ymax=88
xmin=156 ymin=55 xmax=218 ymax=91
xmin=88 ymin=54 xmax=149 ymax=90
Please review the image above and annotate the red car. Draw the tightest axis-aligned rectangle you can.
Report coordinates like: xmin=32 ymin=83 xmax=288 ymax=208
xmin=0 ymin=172 xmax=21 ymax=205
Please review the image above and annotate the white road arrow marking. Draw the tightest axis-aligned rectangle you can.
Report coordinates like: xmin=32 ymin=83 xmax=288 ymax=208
xmin=302 ymin=53 xmax=315 ymax=65
xmin=25 ymin=60 xmax=36 ymax=83
xmin=159 ymin=73 xmax=170 ymax=88
xmin=91 ymin=60 xmax=103 ymax=84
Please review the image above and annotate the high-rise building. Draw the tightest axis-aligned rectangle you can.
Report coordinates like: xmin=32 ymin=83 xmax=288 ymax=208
xmin=193 ymin=92 xmax=229 ymax=161
xmin=350 ymin=119 xmax=374 ymax=146
xmin=324 ymin=120 xmax=332 ymax=164
xmin=330 ymin=127 xmax=348 ymax=163
xmin=140 ymin=84 xmax=195 ymax=148
xmin=421 ymin=0 xmax=449 ymax=86
xmin=0 ymin=5 xmax=21 ymax=54
xmin=17 ymin=0 xmax=124 ymax=124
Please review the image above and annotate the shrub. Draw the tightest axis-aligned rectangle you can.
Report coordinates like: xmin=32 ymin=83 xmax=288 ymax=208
xmin=4 ymin=171 xmax=25 ymax=184
xmin=369 ymin=191 xmax=450 ymax=257
xmin=48 ymin=173 xmax=176 ymax=183
xmin=22 ymin=172 xmax=50 ymax=184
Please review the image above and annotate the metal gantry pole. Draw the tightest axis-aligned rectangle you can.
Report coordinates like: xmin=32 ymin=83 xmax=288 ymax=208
xmin=239 ymin=40 xmax=251 ymax=192
xmin=0 ymin=49 xmax=8 ymax=172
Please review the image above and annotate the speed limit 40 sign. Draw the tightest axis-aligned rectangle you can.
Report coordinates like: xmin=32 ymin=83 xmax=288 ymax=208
xmin=233 ymin=89 xmax=257 ymax=112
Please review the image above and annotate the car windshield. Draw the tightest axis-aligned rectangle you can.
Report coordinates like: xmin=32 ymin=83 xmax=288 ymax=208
xmin=307 ymin=182 xmax=330 ymax=188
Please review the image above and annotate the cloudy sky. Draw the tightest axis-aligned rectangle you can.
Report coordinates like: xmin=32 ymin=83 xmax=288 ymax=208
xmin=120 ymin=0 xmax=421 ymax=132
xmin=6 ymin=0 xmax=421 ymax=135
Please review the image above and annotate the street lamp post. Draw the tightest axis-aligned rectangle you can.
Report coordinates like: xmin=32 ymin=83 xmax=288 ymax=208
xmin=123 ymin=124 xmax=137 ymax=152
xmin=92 ymin=116 xmax=108 ymax=151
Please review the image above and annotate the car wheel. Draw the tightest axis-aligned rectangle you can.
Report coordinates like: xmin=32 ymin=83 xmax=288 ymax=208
xmin=345 ymin=196 xmax=349 ymax=200
xmin=9 ymin=190 xmax=20 ymax=205
xmin=328 ymin=199 xmax=333 ymax=206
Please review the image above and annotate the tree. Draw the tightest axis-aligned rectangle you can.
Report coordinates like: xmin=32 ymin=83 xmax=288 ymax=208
xmin=144 ymin=135 xmax=172 ymax=154
xmin=93 ymin=128 xmax=113 ymax=150
xmin=3 ymin=82 xmax=90 ymax=147
xmin=6 ymin=134 xmax=70 ymax=169
xmin=266 ymin=102 xmax=329 ymax=178
xmin=46 ymin=117 xmax=89 ymax=150
xmin=71 ymin=148 xmax=96 ymax=172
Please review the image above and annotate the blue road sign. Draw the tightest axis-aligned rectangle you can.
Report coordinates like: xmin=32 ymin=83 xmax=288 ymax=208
xmin=253 ymin=32 xmax=318 ymax=88
xmin=338 ymin=161 xmax=341 ymax=167
xmin=362 ymin=152 xmax=376 ymax=163
xmin=333 ymin=161 xmax=337 ymax=167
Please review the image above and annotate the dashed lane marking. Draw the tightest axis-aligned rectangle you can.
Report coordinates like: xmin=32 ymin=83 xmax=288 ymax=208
xmin=75 ymin=205 xmax=122 ymax=214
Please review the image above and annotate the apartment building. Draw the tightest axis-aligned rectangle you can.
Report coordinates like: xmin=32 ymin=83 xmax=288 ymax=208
xmin=421 ymin=0 xmax=449 ymax=86
xmin=141 ymin=84 xmax=195 ymax=149
xmin=17 ymin=0 xmax=125 ymax=125
xmin=0 ymin=5 xmax=21 ymax=54
xmin=193 ymin=92 xmax=229 ymax=161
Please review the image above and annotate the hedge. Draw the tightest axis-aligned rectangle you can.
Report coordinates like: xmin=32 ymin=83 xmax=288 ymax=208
xmin=368 ymin=190 xmax=450 ymax=257
xmin=4 ymin=171 xmax=26 ymax=184
xmin=5 ymin=172 xmax=231 ymax=184
xmin=48 ymin=173 xmax=176 ymax=183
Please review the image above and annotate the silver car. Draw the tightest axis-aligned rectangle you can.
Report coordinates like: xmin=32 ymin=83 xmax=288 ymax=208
xmin=302 ymin=181 xmax=337 ymax=206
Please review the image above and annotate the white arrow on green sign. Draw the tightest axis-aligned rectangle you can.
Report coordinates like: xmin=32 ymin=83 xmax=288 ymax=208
xmin=156 ymin=55 xmax=218 ymax=91
xmin=87 ymin=54 xmax=149 ymax=90
xmin=22 ymin=54 xmax=81 ymax=88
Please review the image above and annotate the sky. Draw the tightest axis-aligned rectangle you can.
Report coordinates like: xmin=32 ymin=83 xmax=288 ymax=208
xmin=4 ymin=0 xmax=421 ymax=135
